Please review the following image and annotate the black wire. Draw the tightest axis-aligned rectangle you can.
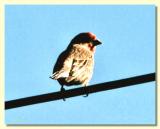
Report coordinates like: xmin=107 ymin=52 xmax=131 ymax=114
xmin=5 ymin=73 xmax=155 ymax=110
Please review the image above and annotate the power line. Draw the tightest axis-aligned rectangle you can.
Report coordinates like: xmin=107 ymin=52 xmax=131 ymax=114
xmin=5 ymin=73 xmax=155 ymax=110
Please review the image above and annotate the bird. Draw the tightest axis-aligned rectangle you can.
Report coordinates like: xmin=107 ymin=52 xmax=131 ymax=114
xmin=50 ymin=32 xmax=102 ymax=100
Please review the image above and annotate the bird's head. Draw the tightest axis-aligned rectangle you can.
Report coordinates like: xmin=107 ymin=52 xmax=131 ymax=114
xmin=68 ymin=32 xmax=102 ymax=52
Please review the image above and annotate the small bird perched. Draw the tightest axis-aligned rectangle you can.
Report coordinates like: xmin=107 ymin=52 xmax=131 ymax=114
xmin=50 ymin=32 xmax=102 ymax=100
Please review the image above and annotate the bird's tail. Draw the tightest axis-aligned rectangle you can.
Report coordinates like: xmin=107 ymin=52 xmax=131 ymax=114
xmin=50 ymin=72 xmax=61 ymax=80
xmin=50 ymin=70 xmax=69 ymax=80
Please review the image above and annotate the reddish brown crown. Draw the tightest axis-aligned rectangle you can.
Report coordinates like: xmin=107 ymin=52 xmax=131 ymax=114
xmin=87 ymin=32 xmax=96 ymax=40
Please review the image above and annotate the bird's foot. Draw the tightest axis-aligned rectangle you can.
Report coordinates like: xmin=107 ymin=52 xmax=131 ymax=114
xmin=83 ymin=87 xmax=89 ymax=97
xmin=83 ymin=93 xmax=89 ymax=97
xmin=61 ymin=87 xmax=66 ymax=101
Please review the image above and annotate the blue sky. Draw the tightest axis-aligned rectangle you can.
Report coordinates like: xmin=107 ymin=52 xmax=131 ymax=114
xmin=5 ymin=5 xmax=155 ymax=124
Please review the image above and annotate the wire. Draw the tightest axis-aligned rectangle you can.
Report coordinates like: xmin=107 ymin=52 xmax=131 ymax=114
xmin=5 ymin=73 xmax=155 ymax=110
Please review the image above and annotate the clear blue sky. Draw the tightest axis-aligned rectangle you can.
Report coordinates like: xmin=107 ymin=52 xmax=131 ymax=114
xmin=5 ymin=5 xmax=155 ymax=124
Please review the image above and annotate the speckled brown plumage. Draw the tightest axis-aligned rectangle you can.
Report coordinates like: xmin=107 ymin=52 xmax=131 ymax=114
xmin=50 ymin=32 xmax=101 ymax=98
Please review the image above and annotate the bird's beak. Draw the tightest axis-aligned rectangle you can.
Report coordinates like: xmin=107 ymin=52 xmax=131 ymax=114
xmin=93 ymin=39 xmax=102 ymax=46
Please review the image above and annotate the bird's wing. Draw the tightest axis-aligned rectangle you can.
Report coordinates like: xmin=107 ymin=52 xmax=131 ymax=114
xmin=66 ymin=45 xmax=94 ymax=82
xmin=50 ymin=49 xmax=74 ymax=80
xmin=50 ymin=44 xmax=93 ymax=80
xmin=69 ymin=59 xmax=88 ymax=76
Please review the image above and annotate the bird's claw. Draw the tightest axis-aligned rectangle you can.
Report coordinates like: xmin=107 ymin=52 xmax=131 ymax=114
xmin=61 ymin=87 xmax=66 ymax=101
xmin=83 ymin=93 xmax=89 ymax=97
xmin=83 ymin=87 xmax=89 ymax=97
xmin=61 ymin=87 xmax=65 ymax=92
